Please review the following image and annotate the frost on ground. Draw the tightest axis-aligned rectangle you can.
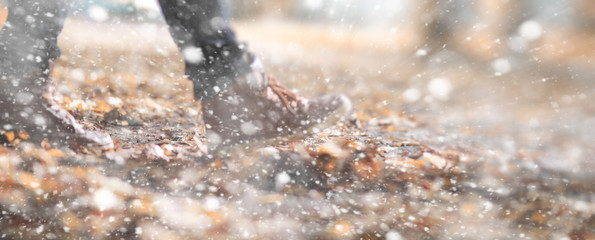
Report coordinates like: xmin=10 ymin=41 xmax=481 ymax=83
xmin=0 ymin=20 xmax=594 ymax=239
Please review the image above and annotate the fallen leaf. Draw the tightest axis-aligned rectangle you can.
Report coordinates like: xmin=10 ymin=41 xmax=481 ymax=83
xmin=47 ymin=149 xmax=66 ymax=158
xmin=19 ymin=172 xmax=41 ymax=190
xmin=353 ymin=156 xmax=383 ymax=182
xmin=423 ymin=152 xmax=447 ymax=169
xmin=17 ymin=130 xmax=29 ymax=140
xmin=328 ymin=220 xmax=355 ymax=238
xmin=3 ymin=131 xmax=15 ymax=142
xmin=94 ymin=100 xmax=112 ymax=113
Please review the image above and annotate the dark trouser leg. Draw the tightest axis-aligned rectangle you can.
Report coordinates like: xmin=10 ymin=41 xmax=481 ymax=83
xmin=0 ymin=0 xmax=70 ymax=95
xmin=0 ymin=0 xmax=92 ymax=145
xmin=158 ymin=0 xmax=253 ymax=100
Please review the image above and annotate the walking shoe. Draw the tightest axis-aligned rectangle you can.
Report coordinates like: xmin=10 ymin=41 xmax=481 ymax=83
xmin=0 ymin=62 xmax=113 ymax=148
xmin=202 ymin=59 xmax=352 ymax=151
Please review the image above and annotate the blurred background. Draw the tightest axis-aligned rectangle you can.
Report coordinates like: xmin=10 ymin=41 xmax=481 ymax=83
xmin=1 ymin=1 xmax=594 ymax=239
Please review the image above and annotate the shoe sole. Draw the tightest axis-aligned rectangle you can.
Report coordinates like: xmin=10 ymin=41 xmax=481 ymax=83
xmin=209 ymin=95 xmax=352 ymax=154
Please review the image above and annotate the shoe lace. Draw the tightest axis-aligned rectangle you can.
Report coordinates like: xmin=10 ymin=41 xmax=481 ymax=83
xmin=265 ymin=75 xmax=304 ymax=115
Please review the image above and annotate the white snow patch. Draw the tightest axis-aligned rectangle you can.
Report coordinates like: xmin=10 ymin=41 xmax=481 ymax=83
xmin=240 ymin=121 xmax=260 ymax=136
xmin=134 ymin=0 xmax=160 ymax=12
xmin=508 ymin=35 xmax=528 ymax=52
xmin=204 ymin=196 xmax=221 ymax=211
xmin=304 ymin=0 xmax=324 ymax=10
xmin=93 ymin=187 xmax=121 ymax=211
xmin=209 ymin=17 xmax=226 ymax=31
xmin=69 ymin=68 xmax=85 ymax=82
xmin=275 ymin=172 xmax=291 ymax=189
xmin=107 ymin=97 xmax=123 ymax=107
xmin=154 ymin=196 xmax=212 ymax=231
xmin=88 ymin=5 xmax=109 ymax=22
xmin=415 ymin=49 xmax=428 ymax=57
xmin=151 ymin=144 xmax=168 ymax=160
xmin=572 ymin=200 xmax=590 ymax=212
xmin=33 ymin=115 xmax=46 ymax=127
xmin=427 ymin=78 xmax=452 ymax=101
xmin=491 ymin=58 xmax=512 ymax=76
xmin=519 ymin=20 xmax=543 ymax=41
xmin=206 ymin=131 xmax=222 ymax=149
xmin=25 ymin=15 xmax=35 ymax=24
xmin=386 ymin=231 xmax=404 ymax=240
xmin=15 ymin=92 xmax=34 ymax=105
xmin=182 ymin=46 xmax=204 ymax=64
xmin=35 ymin=225 xmax=44 ymax=234
xmin=402 ymin=88 xmax=421 ymax=103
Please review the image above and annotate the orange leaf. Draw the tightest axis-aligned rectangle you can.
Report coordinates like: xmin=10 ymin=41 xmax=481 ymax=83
xmin=3 ymin=131 xmax=15 ymax=142
xmin=17 ymin=130 xmax=29 ymax=140
xmin=19 ymin=172 xmax=41 ymax=190
xmin=95 ymin=100 xmax=112 ymax=113
xmin=47 ymin=149 xmax=66 ymax=158
xmin=204 ymin=211 xmax=225 ymax=225
xmin=329 ymin=220 xmax=355 ymax=238
xmin=353 ymin=157 xmax=383 ymax=181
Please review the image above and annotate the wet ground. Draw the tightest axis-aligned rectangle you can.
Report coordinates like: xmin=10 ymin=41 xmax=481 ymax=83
xmin=1 ymin=19 xmax=594 ymax=239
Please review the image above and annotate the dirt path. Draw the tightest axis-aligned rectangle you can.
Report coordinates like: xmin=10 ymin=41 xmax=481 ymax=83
xmin=0 ymin=19 xmax=593 ymax=239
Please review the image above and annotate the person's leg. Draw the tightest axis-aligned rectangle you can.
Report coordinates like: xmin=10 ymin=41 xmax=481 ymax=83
xmin=0 ymin=0 xmax=112 ymax=147
xmin=158 ymin=0 xmax=352 ymax=150
xmin=158 ymin=0 xmax=252 ymax=100
xmin=0 ymin=0 xmax=68 ymax=84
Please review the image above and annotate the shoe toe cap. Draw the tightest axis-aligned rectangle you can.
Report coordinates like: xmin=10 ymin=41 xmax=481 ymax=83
xmin=79 ymin=130 xmax=114 ymax=149
xmin=319 ymin=93 xmax=352 ymax=116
